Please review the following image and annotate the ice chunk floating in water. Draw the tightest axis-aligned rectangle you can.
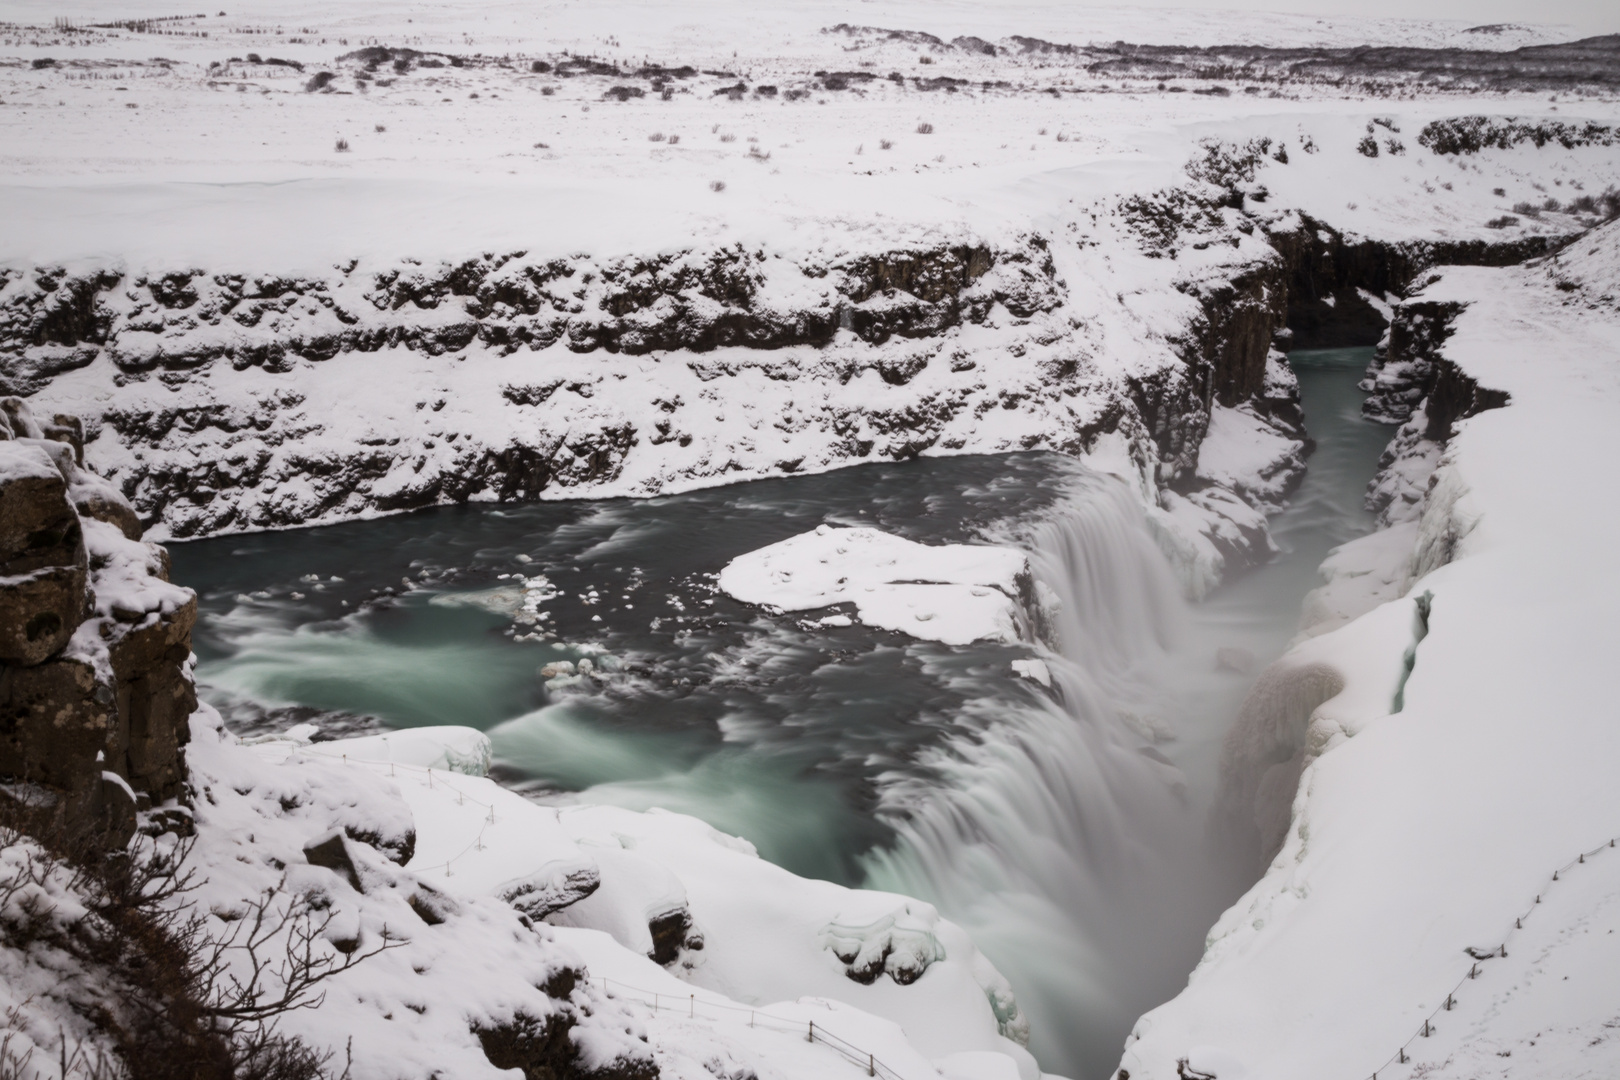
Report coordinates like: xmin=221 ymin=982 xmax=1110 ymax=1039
xmin=719 ymin=525 xmax=1034 ymax=645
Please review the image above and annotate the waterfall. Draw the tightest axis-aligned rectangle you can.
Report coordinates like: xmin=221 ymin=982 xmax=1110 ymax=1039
xmin=861 ymin=472 xmax=1224 ymax=1080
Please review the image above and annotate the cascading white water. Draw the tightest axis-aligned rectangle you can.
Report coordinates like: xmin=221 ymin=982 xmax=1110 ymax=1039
xmin=862 ymin=473 xmax=1237 ymax=1080
xmin=863 ymin=349 xmax=1392 ymax=1080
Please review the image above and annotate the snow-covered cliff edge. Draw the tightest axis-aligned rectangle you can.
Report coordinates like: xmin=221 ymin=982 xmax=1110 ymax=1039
xmin=1121 ymin=215 xmax=1620 ymax=1079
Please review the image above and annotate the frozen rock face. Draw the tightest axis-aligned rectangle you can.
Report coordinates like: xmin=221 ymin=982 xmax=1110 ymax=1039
xmin=0 ymin=398 xmax=196 ymax=844
xmin=0 ymin=438 xmax=88 ymax=664
xmin=2 ymin=192 xmax=1308 ymax=589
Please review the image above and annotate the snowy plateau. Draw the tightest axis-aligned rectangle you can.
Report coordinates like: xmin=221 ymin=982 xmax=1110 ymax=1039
xmin=1 ymin=3 xmax=1619 ymax=1080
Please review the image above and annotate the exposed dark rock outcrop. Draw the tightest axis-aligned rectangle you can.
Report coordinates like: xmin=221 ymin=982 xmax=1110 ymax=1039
xmin=0 ymin=398 xmax=195 ymax=845
xmin=1076 ymin=34 xmax=1620 ymax=93
xmin=1358 ymin=297 xmax=1514 ymax=435
xmin=1268 ymin=213 xmax=1568 ymax=351
xmin=825 ymin=24 xmax=1620 ymax=93
xmin=0 ymin=241 xmax=1056 ymax=394
xmin=476 ymin=970 xmax=659 ymax=1080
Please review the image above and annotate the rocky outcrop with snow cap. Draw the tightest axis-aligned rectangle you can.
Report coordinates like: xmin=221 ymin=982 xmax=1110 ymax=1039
xmin=0 ymin=398 xmax=195 ymax=844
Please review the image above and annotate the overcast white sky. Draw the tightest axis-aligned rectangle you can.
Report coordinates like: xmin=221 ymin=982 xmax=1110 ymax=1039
xmin=1105 ymin=0 xmax=1618 ymax=33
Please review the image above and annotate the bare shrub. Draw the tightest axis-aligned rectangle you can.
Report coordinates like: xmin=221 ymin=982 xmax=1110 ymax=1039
xmin=916 ymin=121 xmax=933 ymax=134
xmin=719 ymin=133 xmax=736 ymax=143
xmin=334 ymin=139 xmax=349 ymax=152
xmin=372 ymin=124 xmax=385 ymax=133
xmin=879 ymin=139 xmax=892 ymax=150
xmin=0 ymin=801 xmax=389 ymax=1080
xmin=709 ymin=180 xmax=725 ymax=192
xmin=667 ymin=134 xmax=680 ymax=145
xmin=648 ymin=132 xmax=665 ymax=142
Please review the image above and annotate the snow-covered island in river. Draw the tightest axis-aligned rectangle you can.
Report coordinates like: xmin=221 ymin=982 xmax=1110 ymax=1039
xmin=1 ymin=3 xmax=1618 ymax=1080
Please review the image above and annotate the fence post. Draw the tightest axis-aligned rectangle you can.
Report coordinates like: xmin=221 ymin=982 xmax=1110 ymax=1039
xmin=653 ymin=994 xmax=659 ymax=1012
xmin=1500 ymin=945 xmax=1507 ymax=958
xmin=1399 ymin=1049 xmax=1407 ymax=1064
xmin=1422 ymin=1020 xmax=1430 ymax=1037
xmin=868 ymin=1053 xmax=875 ymax=1077
xmin=808 ymin=1021 xmax=815 ymax=1044
xmin=690 ymin=994 xmax=694 ymax=1019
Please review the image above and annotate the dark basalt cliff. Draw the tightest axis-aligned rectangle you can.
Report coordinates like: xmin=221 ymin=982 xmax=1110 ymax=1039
xmin=0 ymin=399 xmax=195 ymax=844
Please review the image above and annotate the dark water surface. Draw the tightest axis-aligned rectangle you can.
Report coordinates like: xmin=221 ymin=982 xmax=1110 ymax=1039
xmin=172 ymin=347 xmax=1388 ymax=1080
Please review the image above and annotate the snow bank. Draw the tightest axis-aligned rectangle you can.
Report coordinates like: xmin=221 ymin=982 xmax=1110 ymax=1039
xmin=1193 ymin=403 xmax=1306 ymax=509
xmin=249 ymin=724 xmax=493 ymax=776
xmin=199 ymin=710 xmax=1049 ymax=1080
xmin=719 ymin=525 xmax=1033 ymax=645
xmin=275 ymin=724 xmax=1042 ymax=1078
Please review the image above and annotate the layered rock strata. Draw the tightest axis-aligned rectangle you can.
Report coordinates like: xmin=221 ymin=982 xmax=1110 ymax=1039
xmin=0 ymin=398 xmax=195 ymax=843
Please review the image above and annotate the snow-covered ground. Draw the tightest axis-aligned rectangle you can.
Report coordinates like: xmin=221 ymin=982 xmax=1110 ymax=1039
xmin=1121 ymin=218 xmax=1620 ymax=1079
xmin=234 ymin=718 xmax=1041 ymax=1080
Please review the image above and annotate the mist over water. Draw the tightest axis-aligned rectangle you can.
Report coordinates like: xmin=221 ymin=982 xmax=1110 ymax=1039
xmin=172 ymin=348 xmax=1388 ymax=1080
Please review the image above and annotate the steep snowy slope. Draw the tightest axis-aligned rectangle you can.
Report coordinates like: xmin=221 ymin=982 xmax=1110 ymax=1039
xmin=1120 ymin=219 xmax=1620 ymax=1079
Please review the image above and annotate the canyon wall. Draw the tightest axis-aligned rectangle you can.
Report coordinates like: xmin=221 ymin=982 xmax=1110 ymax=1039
xmin=0 ymin=399 xmax=195 ymax=844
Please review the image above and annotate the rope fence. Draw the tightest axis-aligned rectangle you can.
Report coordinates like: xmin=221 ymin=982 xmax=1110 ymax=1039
xmin=593 ymin=975 xmax=912 ymax=1080
xmin=1359 ymin=832 xmax=1620 ymax=1079
xmin=292 ymin=746 xmax=503 ymax=877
